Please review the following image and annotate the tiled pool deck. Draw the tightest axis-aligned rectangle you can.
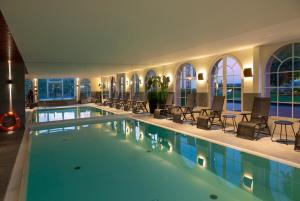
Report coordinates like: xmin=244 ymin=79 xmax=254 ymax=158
xmin=93 ymin=104 xmax=300 ymax=168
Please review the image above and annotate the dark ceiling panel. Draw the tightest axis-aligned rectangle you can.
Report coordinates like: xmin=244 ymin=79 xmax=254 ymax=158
xmin=0 ymin=10 xmax=27 ymax=72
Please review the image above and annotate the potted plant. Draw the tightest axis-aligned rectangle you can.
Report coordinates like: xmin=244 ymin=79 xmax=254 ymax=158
xmin=146 ymin=75 xmax=170 ymax=114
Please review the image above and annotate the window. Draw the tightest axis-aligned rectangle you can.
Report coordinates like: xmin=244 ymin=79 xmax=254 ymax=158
xmin=176 ymin=63 xmax=196 ymax=106
xmin=131 ymin=74 xmax=139 ymax=99
xmin=110 ymin=77 xmax=117 ymax=98
xmin=80 ymin=79 xmax=91 ymax=98
xmin=38 ymin=78 xmax=75 ymax=100
xmin=211 ymin=56 xmax=242 ymax=111
xmin=265 ymin=43 xmax=300 ymax=118
xmin=118 ymin=74 xmax=126 ymax=99
xmin=145 ymin=70 xmax=156 ymax=92
xmin=25 ymin=79 xmax=33 ymax=96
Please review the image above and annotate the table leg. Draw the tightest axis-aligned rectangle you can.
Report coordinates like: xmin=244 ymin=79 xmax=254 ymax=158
xmin=271 ymin=124 xmax=277 ymax=141
xmin=233 ymin=118 xmax=237 ymax=132
xmin=280 ymin=124 xmax=282 ymax=140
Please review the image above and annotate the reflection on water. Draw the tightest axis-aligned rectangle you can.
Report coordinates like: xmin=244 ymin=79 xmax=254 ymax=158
xmin=33 ymin=107 xmax=112 ymax=123
xmin=32 ymin=119 xmax=300 ymax=201
xmin=107 ymin=120 xmax=299 ymax=201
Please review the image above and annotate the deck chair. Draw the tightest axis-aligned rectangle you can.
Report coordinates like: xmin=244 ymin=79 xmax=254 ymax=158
xmin=197 ymin=96 xmax=225 ymax=129
xmin=153 ymin=93 xmax=174 ymax=119
xmin=236 ymin=97 xmax=271 ymax=140
xmin=173 ymin=94 xmax=196 ymax=123
xmin=134 ymin=95 xmax=149 ymax=113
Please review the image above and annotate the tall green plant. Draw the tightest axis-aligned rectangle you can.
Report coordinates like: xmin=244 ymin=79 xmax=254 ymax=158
xmin=146 ymin=75 xmax=170 ymax=106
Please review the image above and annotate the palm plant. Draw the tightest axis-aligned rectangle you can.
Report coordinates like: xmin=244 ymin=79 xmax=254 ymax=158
xmin=146 ymin=75 xmax=170 ymax=113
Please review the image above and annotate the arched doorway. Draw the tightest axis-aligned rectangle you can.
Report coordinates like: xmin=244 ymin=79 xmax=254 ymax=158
xmin=211 ymin=56 xmax=242 ymax=111
xmin=131 ymin=74 xmax=139 ymax=99
xmin=110 ymin=77 xmax=116 ymax=98
xmin=144 ymin=70 xmax=156 ymax=93
xmin=176 ymin=63 xmax=197 ymax=106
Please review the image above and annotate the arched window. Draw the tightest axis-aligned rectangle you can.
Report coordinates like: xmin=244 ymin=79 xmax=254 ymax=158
xmin=176 ymin=63 xmax=196 ymax=106
xmin=211 ymin=56 xmax=242 ymax=111
xmin=131 ymin=74 xmax=140 ymax=99
xmin=144 ymin=70 xmax=156 ymax=92
xmin=118 ymin=74 xmax=126 ymax=99
xmin=265 ymin=43 xmax=300 ymax=118
xmin=110 ymin=77 xmax=117 ymax=98
xmin=80 ymin=79 xmax=91 ymax=98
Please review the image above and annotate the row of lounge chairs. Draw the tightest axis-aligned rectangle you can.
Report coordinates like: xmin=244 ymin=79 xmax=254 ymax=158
xmin=155 ymin=93 xmax=272 ymax=141
xmin=101 ymin=93 xmax=299 ymax=149
xmin=102 ymin=95 xmax=149 ymax=113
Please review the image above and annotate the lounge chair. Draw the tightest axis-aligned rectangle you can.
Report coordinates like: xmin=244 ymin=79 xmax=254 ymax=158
xmin=173 ymin=94 xmax=196 ymax=123
xmin=153 ymin=93 xmax=174 ymax=119
xmin=134 ymin=96 xmax=149 ymax=113
xmin=196 ymin=96 xmax=225 ymax=129
xmin=236 ymin=97 xmax=271 ymax=140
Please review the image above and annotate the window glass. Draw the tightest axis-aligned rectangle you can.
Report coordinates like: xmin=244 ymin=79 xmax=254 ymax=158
xmin=211 ymin=56 xmax=242 ymax=111
xmin=265 ymin=43 xmax=300 ymax=118
xmin=38 ymin=78 xmax=75 ymax=100
xmin=25 ymin=79 xmax=33 ymax=96
xmin=80 ymin=79 xmax=91 ymax=98
xmin=176 ymin=64 xmax=196 ymax=106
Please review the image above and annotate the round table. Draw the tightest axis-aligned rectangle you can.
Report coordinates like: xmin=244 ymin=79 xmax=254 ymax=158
xmin=271 ymin=120 xmax=296 ymax=144
xmin=222 ymin=114 xmax=237 ymax=133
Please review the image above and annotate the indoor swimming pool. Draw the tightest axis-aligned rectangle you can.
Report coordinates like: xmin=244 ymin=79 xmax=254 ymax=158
xmin=26 ymin=119 xmax=300 ymax=201
xmin=32 ymin=106 xmax=112 ymax=123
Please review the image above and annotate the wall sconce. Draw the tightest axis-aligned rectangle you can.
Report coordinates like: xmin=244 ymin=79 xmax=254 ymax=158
xmin=243 ymin=68 xmax=253 ymax=77
xmin=166 ymin=76 xmax=170 ymax=83
xmin=7 ymin=80 xmax=12 ymax=84
xmin=130 ymin=81 xmax=133 ymax=85
xmin=198 ymin=73 xmax=204 ymax=80
xmin=126 ymin=81 xmax=129 ymax=86
xmin=139 ymin=79 xmax=142 ymax=85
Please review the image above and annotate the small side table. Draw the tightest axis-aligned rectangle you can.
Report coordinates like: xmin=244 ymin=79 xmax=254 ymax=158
xmin=271 ymin=120 xmax=296 ymax=144
xmin=239 ymin=112 xmax=251 ymax=122
xmin=222 ymin=114 xmax=237 ymax=132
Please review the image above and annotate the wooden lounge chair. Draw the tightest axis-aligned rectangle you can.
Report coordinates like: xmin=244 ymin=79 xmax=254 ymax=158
xmin=134 ymin=96 xmax=149 ymax=113
xmin=173 ymin=94 xmax=196 ymax=123
xmin=236 ymin=97 xmax=271 ymax=140
xmin=153 ymin=93 xmax=174 ymax=119
xmin=196 ymin=96 xmax=225 ymax=129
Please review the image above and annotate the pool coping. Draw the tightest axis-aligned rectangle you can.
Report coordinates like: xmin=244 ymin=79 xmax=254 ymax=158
xmin=92 ymin=105 xmax=300 ymax=169
xmin=5 ymin=104 xmax=300 ymax=201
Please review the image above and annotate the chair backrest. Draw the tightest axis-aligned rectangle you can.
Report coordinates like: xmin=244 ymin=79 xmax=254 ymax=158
xmin=251 ymin=97 xmax=270 ymax=121
xmin=165 ymin=93 xmax=174 ymax=106
xmin=211 ymin=96 xmax=225 ymax=113
xmin=186 ymin=94 xmax=195 ymax=108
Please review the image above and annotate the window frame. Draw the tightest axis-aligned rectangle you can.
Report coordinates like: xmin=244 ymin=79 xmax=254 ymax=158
xmin=265 ymin=43 xmax=300 ymax=118
xmin=211 ymin=56 xmax=243 ymax=112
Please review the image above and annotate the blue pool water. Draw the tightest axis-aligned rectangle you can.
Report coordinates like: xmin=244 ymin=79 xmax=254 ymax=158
xmin=32 ymin=106 xmax=112 ymax=123
xmin=27 ymin=120 xmax=300 ymax=201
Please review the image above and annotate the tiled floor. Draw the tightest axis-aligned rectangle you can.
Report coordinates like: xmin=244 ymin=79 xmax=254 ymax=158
xmin=0 ymin=129 xmax=23 ymax=201
xmin=95 ymin=105 xmax=300 ymax=168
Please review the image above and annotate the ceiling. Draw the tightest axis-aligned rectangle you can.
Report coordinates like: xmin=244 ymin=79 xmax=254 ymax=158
xmin=1 ymin=0 xmax=300 ymax=77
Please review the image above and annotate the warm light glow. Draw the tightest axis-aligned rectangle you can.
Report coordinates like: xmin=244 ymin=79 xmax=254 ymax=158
xmin=8 ymin=60 xmax=12 ymax=112
xmin=167 ymin=141 xmax=173 ymax=153
xmin=242 ymin=173 xmax=254 ymax=192
xmin=197 ymin=155 xmax=206 ymax=168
